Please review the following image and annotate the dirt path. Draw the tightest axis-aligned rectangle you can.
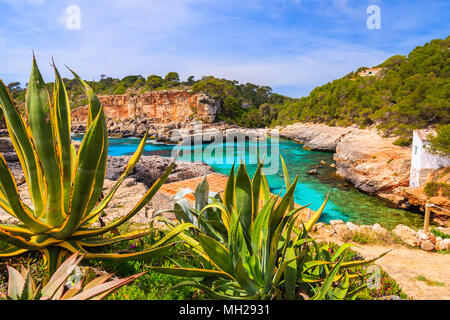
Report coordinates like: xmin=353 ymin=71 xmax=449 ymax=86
xmin=353 ymin=244 xmax=450 ymax=300
xmin=313 ymin=231 xmax=450 ymax=300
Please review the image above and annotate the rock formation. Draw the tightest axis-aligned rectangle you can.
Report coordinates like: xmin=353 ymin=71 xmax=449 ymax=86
xmin=71 ymin=90 xmax=220 ymax=124
xmin=276 ymin=123 xmax=449 ymax=221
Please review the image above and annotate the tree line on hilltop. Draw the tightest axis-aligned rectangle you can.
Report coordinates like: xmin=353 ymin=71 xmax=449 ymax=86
xmin=4 ymin=36 xmax=449 ymax=153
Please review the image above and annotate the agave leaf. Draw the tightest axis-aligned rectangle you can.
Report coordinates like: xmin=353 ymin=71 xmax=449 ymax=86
xmin=197 ymin=233 xmax=234 ymax=276
xmin=0 ymin=80 xmax=44 ymax=216
xmin=280 ymin=155 xmax=294 ymax=211
xmin=52 ymin=63 xmax=72 ymax=214
xmin=269 ymin=175 xmax=298 ymax=236
xmin=82 ymin=274 xmax=113 ymax=291
xmin=148 ymin=266 xmax=232 ymax=279
xmin=0 ymin=154 xmax=51 ymax=233
xmin=235 ymin=163 xmax=253 ymax=234
xmin=304 ymin=193 xmax=329 ymax=232
xmin=72 ymin=162 xmax=174 ymax=239
xmin=331 ymin=243 xmax=356 ymax=262
xmin=83 ymin=244 xmax=174 ymax=261
xmin=259 ymin=171 xmax=271 ymax=206
xmin=27 ymin=57 xmax=63 ymax=226
xmin=233 ymin=258 xmax=258 ymax=296
xmin=20 ymin=268 xmax=37 ymax=300
xmin=0 ymin=245 xmax=28 ymax=257
xmin=7 ymin=265 xmax=25 ymax=300
xmin=0 ymin=224 xmax=34 ymax=236
xmin=52 ymin=108 xmax=105 ymax=239
xmin=81 ymin=132 xmax=149 ymax=226
xmin=346 ymin=283 xmax=368 ymax=300
xmin=68 ymin=69 xmax=109 ymax=216
xmin=69 ymin=272 xmax=145 ymax=300
xmin=251 ymin=196 xmax=277 ymax=257
xmin=195 ymin=175 xmax=209 ymax=211
xmin=78 ymin=228 xmax=158 ymax=247
xmin=223 ymin=164 xmax=235 ymax=213
xmin=171 ymin=281 xmax=252 ymax=300
xmin=0 ymin=227 xmax=40 ymax=250
xmin=41 ymin=252 xmax=82 ymax=299
xmin=332 ymin=270 xmax=349 ymax=300
xmin=201 ymin=202 xmax=231 ymax=234
xmin=150 ymin=223 xmax=198 ymax=248
xmin=284 ymin=247 xmax=297 ymax=300
xmin=340 ymin=250 xmax=391 ymax=269
xmin=251 ymin=162 xmax=262 ymax=216
xmin=312 ymin=258 xmax=344 ymax=300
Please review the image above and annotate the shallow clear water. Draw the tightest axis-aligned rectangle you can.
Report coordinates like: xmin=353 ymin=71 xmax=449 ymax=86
xmin=73 ymin=135 xmax=425 ymax=229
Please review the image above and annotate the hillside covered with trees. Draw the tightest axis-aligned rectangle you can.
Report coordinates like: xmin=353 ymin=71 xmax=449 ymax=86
xmin=271 ymin=36 xmax=449 ymax=147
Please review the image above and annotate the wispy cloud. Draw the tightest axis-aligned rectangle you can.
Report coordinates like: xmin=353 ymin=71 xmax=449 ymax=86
xmin=0 ymin=0 xmax=448 ymax=97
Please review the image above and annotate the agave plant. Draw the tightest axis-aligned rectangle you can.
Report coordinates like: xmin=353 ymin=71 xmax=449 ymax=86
xmin=1 ymin=252 xmax=144 ymax=300
xmin=0 ymin=57 xmax=184 ymax=276
xmin=150 ymin=159 xmax=386 ymax=299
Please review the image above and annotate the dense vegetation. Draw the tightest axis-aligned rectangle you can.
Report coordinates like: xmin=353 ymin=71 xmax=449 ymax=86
xmin=271 ymin=36 xmax=449 ymax=144
xmin=5 ymin=36 xmax=449 ymax=146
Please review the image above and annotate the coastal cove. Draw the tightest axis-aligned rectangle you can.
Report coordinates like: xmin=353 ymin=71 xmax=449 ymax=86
xmin=72 ymin=134 xmax=426 ymax=230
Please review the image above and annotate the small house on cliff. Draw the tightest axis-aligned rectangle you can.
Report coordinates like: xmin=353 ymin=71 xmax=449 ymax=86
xmin=358 ymin=67 xmax=381 ymax=77
xmin=410 ymin=130 xmax=450 ymax=188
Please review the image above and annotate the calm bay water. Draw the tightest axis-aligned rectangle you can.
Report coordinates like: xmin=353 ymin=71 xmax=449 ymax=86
xmin=73 ymin=135 xmax=425 ymax=229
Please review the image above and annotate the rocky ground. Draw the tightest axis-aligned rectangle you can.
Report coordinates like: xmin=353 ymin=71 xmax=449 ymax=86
xmin=311 ymin=221 xmax=450 ymax=300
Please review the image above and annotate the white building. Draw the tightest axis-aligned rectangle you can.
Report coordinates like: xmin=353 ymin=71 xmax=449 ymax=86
xmin=358 ymin=67 xmax=382 ymax=77
xmin=410 ymin=130 xmax=450 ymax=188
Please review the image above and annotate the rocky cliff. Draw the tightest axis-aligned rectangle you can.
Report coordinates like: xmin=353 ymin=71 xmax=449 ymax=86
xmin=71 ymin=90 xmax=220 ymax=124
xmin=277 ymin=123 xmax=449 ymax=222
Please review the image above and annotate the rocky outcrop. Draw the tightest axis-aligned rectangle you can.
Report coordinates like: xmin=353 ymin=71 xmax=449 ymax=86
xmin=277 ymin=123 xmax=444 ymax=214
xmin=106 ymin=155 xmax=213 ymax=187
xmin=277 ymin=123 xmax=352 ymax=151
xmin=71 ymin=90 xmax=220 ymax=125
xmin=333 ymin=130 xmax=412 ymax=202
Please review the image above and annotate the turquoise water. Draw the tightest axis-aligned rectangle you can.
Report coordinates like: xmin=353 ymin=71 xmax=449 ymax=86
xmin=73 ymin=135 xmax=425 ymax=229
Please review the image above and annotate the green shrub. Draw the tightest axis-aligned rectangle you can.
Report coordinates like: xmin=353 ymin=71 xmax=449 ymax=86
xmin=424 ymin=182 xmax=441 ymax=197
xmin=442 ymin=183 xmax=450 ymax=198
xmin=393 ymin=137 xmax=412 ymax=147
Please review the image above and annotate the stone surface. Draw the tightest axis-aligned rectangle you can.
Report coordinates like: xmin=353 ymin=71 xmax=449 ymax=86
xmin=346 ymin=222 xmax=361 ymax=233
xmin=71 ymin=90 xmax=220 ymax=124
xmin=329 ymin=219 xmax=345 ymax=226
xmin=372 ymin=223 xmax=389 ymax=237
xmin=420 ymin=240 xmax=435 ymax=251
xmin=417 ymin=230 xmax=429 ymax=241
xmin=442 ymin=239 xmax=450 ymax=251
xmin=393 ymin=224 xmax=419 ymax=247
xmin=330 ymin=222 xmax=351 ymax=238
xmin=106 ymin=155 xmax=213 ymax=187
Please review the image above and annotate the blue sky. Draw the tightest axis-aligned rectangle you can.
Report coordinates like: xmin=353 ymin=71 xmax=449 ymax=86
xmin=0 ymin=0 xmax=448 ymax=97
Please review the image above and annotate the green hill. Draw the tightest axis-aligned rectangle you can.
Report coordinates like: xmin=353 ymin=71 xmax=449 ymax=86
xmin=271 ymin=36 xmax=450 ymax=145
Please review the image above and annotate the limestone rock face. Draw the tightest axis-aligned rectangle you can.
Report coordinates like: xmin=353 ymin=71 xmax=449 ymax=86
xmin=278 ymin=123 xmax=352 ymax=151
xmin=334 ymin=130 xmax=411 ymax=197
xmin=277 ymin=123 xmax=437 ymax=215
xmin=72 ymin=90 xmax=220 ymax=124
